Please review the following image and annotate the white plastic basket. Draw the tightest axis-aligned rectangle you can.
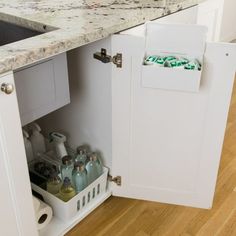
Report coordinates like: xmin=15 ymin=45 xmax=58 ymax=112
xmin=31 ymin=167 xmax=108 ymax=221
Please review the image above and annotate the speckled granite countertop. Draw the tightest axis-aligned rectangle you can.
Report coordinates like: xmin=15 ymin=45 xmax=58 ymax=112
xmin=0 ymin=0 xmax=204 ymax=74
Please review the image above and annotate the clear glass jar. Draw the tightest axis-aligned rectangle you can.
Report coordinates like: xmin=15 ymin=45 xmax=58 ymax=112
xmin=73 ymin=162 xmax=88 ymax=193
xmin=46 ymin=171 xmax=62 ymax=195
xmin=85 ymin=153 xmax=103 ymax=184
xmin=59 ymin=177 xmax=76 ymax=202
xmin=75 ymin=147 xmax=87 ymax=165
xmin=61 ymin=155 xmax=74 ymax=183
xmin=93 ymin=153 xmax=103 ymax=176
xmin=86 ymin=155 xmax=99 ymax=184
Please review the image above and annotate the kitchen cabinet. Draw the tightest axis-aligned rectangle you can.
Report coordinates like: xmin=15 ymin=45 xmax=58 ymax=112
xmin=0 ymin=72 xmax=38 ymax=236
xmin=14 ymin=53 xmax=70 ymax=126
xmin=197 ymin=0 xmax=224 ymax=41
xmin=0 ymin=8 xmax=236 ymax=236
xmin=219 ymin=0 xmax=236 ymax=42
xmin=111 ymin=35 xmax=235 ymax=206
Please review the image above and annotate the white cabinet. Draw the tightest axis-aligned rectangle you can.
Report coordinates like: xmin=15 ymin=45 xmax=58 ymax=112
xmin=111 ymin=34 xmax=235 ymax=208
xmin=219 ymin=0 xmax=236 ymax=42
xmin=0 ymin=72 xmax=38 ymax=236
xmin=197 ymin=0 xmax=224 ymax=42
xmin=0 ymin=10 xmax=236 ymax=236
xmin=33 ymin=23 xmax=236 ymax=236
xmin=14 ymin=53 xmax=70 ymax=126
xmin=197 ymin=0 xmax=236 ymax=42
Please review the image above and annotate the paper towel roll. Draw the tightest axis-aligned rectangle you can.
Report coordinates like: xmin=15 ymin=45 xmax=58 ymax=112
xmin=33 ymin=196 xmax=40 ymax=212
xmin=33 ymin=196 xmax=53 ymax=230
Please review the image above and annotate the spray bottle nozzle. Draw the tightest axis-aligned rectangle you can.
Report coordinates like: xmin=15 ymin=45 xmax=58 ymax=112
xmin=49 ymin=132 xmax=68 ymax=159
xmin=49 ymin=132 xmax=66 ymax=143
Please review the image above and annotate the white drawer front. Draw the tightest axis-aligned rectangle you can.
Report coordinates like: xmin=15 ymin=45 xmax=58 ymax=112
xmin=14 ymin=53 xmax=70 ymax=126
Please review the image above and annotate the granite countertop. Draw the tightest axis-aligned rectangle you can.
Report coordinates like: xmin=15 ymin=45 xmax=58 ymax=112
xmin=0 ymin=0 xmax=203 ymax=74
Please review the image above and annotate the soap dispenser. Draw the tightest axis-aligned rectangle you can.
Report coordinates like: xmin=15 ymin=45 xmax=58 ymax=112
xmin=22 ymin=129 xmax=34 ymax=163
xmin=29 ymin=123 xmax=46 ymax=158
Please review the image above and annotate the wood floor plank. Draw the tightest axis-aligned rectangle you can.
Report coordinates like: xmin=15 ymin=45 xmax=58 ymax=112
xmin=196 ymin=192 xmax=236 ymax=236
xmin=216 ymin=209 xmax=236 ymax=236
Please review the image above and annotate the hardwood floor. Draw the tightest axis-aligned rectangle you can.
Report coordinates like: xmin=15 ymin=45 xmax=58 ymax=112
xmin=66 ymin=79 xmax=236 ymax=236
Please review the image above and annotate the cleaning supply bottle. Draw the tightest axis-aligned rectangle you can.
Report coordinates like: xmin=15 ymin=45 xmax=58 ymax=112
xmin=59 ymin=177 xmax=76 ymax=202
xmin=22 ymin=129 xmax=34 ymax=163
xmin=29 ymin=123 xmax=46 ymax=158
xmin=49 ymin=132 xmax=68 ymax=159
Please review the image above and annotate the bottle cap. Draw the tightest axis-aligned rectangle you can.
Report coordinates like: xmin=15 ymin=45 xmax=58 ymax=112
xmin=63 ymin=177 xmax=71 ymax=187
xmin=62 ymin=155 xmax=73 ymax=165
xmin=74 ymin=161 xmax=85 ymax=171
xmin=49 ymin=169 xmax=58 ymax=178
xmin=89 ymin=153 xmax=97 ymax=161
xmin=77 ymin=146 xmax=87 ymax=154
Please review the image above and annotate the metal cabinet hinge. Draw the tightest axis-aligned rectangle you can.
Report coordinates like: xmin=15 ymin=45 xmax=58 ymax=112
xmin=108 ymin=175 xmax=122 ymax=186
xmin=93 ymin=48 xmax=122 ymax=68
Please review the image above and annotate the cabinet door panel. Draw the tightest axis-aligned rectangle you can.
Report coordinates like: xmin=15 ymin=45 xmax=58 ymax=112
xmin=0 ymin=73 xmax=38 ymax=235
xmin=197 ymin=0 xmax=224 ymax=42
xmin=111 ymin=34 xmax=236 ymax=208
xmin=14 ymin=53 xmax=70 ymax=126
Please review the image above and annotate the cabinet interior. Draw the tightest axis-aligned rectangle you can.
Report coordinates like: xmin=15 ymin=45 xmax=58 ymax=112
xmin=19 ymin=38 xmax=113 ymax=236
xmin=23 ymin=37 xmax=113 ymax=170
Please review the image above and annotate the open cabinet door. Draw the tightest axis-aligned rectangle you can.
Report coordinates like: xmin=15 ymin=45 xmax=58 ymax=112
xmin=111 ymin=32 xmax=236 ymax=208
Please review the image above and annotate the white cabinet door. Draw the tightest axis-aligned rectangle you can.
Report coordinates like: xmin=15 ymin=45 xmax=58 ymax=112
xmin=111 ymin=34 xmax=236 ymax=208
xmin=0 ymin=73 xmax=38 ymax=235
xmin=197 ymin=0 xmax=224 ymax=42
